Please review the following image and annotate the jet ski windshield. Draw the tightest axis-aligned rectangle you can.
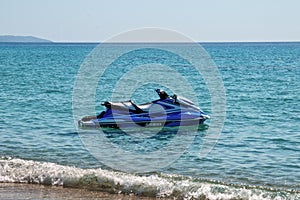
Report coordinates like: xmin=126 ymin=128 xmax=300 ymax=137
xmin=175 ymin=96 xmax=200 ymax=111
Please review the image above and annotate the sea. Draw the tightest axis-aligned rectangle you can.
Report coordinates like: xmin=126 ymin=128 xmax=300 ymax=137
xmin=0 ymin=42 xmax=299 ymax=200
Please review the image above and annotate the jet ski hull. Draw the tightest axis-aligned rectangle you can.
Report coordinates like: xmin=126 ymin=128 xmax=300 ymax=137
xmin=78 ymin=118 xmax=207 ymax=129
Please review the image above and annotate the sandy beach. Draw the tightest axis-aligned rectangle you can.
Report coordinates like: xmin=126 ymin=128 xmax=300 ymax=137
xmin=0 ymin=183 xmax=159 ymax=200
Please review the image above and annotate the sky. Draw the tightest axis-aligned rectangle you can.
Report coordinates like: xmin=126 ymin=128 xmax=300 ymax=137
xmin=1 ymin=0 xmax=300 ymax=42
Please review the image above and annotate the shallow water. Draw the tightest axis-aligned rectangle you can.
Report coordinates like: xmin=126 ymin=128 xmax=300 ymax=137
xmin=0 ymin=42 xmax=299 ymax=199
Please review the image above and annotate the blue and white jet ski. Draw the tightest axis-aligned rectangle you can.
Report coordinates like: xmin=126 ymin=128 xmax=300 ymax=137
xmin=78 ymin=89 xmax=210 ymax=129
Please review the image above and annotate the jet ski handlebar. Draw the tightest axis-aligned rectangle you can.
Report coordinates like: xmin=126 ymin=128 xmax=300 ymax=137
xmin=155 ymin=89 xmax=170 ymax=100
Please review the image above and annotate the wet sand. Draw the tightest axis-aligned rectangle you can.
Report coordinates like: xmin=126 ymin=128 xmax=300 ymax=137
xmin=0 ymin=183 xmax=158 ymax=200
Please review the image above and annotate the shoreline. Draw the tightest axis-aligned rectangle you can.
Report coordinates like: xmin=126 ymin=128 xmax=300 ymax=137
xmin=0 ymin=183 xmax=160 ymax=200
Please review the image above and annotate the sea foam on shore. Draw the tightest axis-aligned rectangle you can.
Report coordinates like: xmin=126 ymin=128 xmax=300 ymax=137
xmin=1 ymin=158 xmax=299 ymax=200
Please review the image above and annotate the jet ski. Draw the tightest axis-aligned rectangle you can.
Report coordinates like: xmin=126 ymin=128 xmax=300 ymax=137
xmin=78 ymin=89 xmax=210 ymax=129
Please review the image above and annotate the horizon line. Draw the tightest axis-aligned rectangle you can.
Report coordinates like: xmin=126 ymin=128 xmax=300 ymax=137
xmin=2 ymin=40 xmax=300 ymax=44
xmin=1 ymin=35 xmax=300 ymax=43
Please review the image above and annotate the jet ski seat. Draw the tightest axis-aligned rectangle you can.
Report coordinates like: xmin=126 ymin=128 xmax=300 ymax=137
xmin=102 ymin=100 xmax=146 ymax=114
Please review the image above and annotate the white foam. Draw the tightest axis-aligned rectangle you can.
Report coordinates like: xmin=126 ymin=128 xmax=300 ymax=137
xmin=0 ymin=158 xmax=298 ymax=199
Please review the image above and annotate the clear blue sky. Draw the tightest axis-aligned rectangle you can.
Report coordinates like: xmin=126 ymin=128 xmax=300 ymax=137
xmin=1 ymin=0 xmax=300 ymax=42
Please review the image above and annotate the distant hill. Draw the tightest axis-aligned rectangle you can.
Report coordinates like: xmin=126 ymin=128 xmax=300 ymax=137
xmin=0 ymin=35 xmax=53 ymax=43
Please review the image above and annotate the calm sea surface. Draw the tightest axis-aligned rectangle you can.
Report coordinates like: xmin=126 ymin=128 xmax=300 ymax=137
xmin=0 ymin=42 xmax=299 ymax=199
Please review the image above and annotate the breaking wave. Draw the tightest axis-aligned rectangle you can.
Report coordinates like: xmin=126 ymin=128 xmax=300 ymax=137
xmin=0 ymin=157 xmax=298 ymax=200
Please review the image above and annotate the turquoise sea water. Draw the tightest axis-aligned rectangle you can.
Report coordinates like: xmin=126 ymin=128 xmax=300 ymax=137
xmin=0 ymin=42 xmax=299 ymax=199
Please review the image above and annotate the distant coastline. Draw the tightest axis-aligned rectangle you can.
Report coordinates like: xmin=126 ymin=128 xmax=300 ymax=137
xmin=0 ymin=35 xmax=299 ymax=44
xmin=0 ymin=35 xmax=53 ymax=43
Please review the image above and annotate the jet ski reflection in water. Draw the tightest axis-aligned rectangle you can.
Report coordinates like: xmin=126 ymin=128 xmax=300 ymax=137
xmin=78 ymin=89 xmax=210 ymax=129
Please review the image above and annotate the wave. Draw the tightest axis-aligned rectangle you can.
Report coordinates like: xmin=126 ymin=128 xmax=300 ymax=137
xmin=0 ymin=157 xmax=298 ymax=200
